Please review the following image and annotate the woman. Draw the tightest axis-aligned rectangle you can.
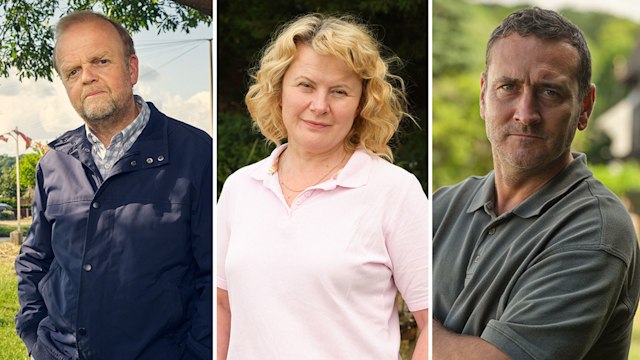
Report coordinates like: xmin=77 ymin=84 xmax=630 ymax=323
xmin=217 ymin=14 xmax=428 ymax=359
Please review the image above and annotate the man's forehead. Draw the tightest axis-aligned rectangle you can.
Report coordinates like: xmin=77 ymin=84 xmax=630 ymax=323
xmin=489 ymin=33 xmax=577 ymax=55
xmin=55 ymin=20 xmax=123 ymax=57
xmin=486 ymin=34 xmax=580 ymax=76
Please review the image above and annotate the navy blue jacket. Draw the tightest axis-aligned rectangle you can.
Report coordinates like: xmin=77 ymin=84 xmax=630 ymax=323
xmin=15 ymin=103 xmax=212 ymax=360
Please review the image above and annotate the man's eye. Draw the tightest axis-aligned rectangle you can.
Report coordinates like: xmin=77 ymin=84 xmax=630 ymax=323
xmin=543 ymin=89 xmax=559 ymax=97
xmin=68 ymin=69 xmax=79 ymax=78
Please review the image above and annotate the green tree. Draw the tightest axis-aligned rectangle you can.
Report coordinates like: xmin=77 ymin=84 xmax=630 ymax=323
xmin=0 ymin=167 xmax=15 ymax=198
xmin=432 ymin=0 xmax=496 ymax=189
xmin=19 ymin=153 xmax=40 ymax=191
xmin=0 ymin=146 xmax=45 ymax=200
xmin=0 ymin=0 xmax=212 ymax=81
xmin=0 ymin=155 xmax=13 ymax=171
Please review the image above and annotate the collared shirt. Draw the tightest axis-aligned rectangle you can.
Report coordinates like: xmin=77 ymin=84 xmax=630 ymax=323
xmin=217 ymin=144 xmax=429 ymax=359
xmin=86 ymin=95 xmax=150 ymax=178
xmin=433 ymin=153 xmax=640 ymax=360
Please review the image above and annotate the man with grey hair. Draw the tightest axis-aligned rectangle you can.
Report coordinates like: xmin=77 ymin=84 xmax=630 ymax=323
xmin=15 ymin=11 xmax=212 ymax=360
xmin=433 ymin=7 xmax=640 ymax=359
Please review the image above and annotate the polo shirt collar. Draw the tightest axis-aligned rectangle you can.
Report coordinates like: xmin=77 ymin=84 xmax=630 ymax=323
xmin=250 ymin=144 xmax=371 ymax=190
xmin=467 ymin=152 xmax=593 ymax=218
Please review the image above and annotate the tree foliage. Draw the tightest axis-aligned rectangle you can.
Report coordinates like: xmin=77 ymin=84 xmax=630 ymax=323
xmin=0 ymin=167 xmax=15 ymax=198
xmin=0 ymin=0 xmax=211 ymax=81
xmin=0 ymin=155 xmax=13 ymax=170
xmin=0 ymin=149 xmax=45 ymax=199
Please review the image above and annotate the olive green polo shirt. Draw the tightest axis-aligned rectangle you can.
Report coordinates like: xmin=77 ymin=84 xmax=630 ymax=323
xmin=433 ymin=153 xmax=640 ymax=360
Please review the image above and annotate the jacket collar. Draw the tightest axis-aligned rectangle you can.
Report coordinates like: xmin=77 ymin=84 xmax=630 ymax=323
xmin=48 ymin=102 xmax=170 ymax=176
xmin=467 ymin=152 xmax=593 ymax=218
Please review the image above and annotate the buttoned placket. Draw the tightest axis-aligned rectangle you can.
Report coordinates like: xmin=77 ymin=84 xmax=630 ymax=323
xmin=75 ymin=145 xmax=167 ymax=352
xmin=287 ymin=189 xmax=314 ymax=212
xmin=465 ymin=203 xmax=508 ymax=282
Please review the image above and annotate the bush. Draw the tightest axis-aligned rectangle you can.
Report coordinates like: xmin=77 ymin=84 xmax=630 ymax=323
xmin=0 ymin=210 xmax=15 ymax=221
xmin=0 ymin=198 xmax=15 ymax=208
xmin=590 ymin=161 xmax=640 ymax=197
xmin=217 ymin=111 xmax=274 ymax=196
xmin=0 ymin=225 xmax=29 ymax=237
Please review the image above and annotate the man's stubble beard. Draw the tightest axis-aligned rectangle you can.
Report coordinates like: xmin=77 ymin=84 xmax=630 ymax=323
xmin=80 ymin=90 xmax=131 ymax=128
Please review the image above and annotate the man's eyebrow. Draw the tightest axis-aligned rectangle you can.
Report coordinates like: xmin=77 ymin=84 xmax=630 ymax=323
xmin=494 ymin=76 xmax=517 ymax=83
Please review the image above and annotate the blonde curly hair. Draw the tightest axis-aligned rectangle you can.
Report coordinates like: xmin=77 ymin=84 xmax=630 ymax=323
xmin=245 ymin=13 xmax=412 ymax=161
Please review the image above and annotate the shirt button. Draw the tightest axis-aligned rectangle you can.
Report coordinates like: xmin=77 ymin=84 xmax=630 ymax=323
xmin=92 ymin=202 xmax=100 ymax=209
xmin=105 ymin=164 xmax=111 ymax=169
xmin=488 ymin=228 xmax=496 ymax=235
xmin=77 ymin=328 xmax=87 ymax=336
xmin=157 ymin=155 xmax=165 ymax=162
xmin=83 ymin=263 xmax=92 ymax=272
xmin=474 ymin=255 xmax=480 ymax=263
xmin=130 ymin=160 xmax=137 ymax=167
xmin=146 ymin=158 xmax=154 ymax=164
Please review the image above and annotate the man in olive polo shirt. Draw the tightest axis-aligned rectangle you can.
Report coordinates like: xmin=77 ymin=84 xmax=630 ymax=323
xmin=433 ymin=7 xmax=640 ymax=360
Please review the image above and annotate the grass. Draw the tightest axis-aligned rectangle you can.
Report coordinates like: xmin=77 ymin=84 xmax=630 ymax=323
xmin=0 ymin=242 xmax=28 ymax=359
xmin=631 ymin=314 xmax=640 ymax=359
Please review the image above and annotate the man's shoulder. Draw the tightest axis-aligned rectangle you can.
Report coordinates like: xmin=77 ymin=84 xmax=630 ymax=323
xmin=147 ymin=102 xmax=212 ymax=149
xmin=166 ymin=117 xmax=211 ymax=144
xmin=47 ymin=125 xmax=85 ymax=151
xmin=165 ymin=117 xmax=212 ymax=149
xmin=573 ymin=175 xmax=638 ymax=249
xmin=434 ymin=174 xmax=489 ymax=203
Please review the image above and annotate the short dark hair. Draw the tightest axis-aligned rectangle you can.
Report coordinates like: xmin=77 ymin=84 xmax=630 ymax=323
xmin=53 ymin=11 xmax=135 ymax=75
xmin=485 ymin=7 xmax=592 ymax=97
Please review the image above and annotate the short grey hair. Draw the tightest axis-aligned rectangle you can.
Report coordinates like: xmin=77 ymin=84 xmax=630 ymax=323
xmin=53 ymin=11 xmax=135 ymax=74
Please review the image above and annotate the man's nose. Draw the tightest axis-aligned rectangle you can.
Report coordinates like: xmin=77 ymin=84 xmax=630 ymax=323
xmin=513 ymin=88 xmax=541 ymax=125
xmin=81 ymin=65 xmax=98 ymax=84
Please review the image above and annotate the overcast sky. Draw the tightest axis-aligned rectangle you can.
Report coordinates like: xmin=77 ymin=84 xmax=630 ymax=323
xmin=0 ymin=22 xmax=212 ymax=156
xmin=474 ymin=0 xmax=640 ymax=23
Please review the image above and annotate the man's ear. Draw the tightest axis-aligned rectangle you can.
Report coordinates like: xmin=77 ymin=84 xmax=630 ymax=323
xmin=480 ymin=73 xmax=487 ymax=121
xmin=128 ymin=54 xmax=139 ymax=86
xmin=577 ymin=84 xmax=596 ymax=131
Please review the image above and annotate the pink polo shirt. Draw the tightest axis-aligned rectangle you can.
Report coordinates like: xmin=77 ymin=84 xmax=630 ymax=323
xmin=217 ymin=145 xmax=429 ymax=359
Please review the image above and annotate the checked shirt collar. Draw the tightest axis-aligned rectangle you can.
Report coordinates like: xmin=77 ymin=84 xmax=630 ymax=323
xmin=85 ymin=95 xmax=150 ymax=179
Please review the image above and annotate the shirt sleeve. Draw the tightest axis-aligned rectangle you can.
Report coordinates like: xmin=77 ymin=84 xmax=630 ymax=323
xmin=481 ymin=209 xmax=638 ymax=360
xmin=384 ymin=174 xmax=430 ymax=312
xmin=14 ymin=163 xmax=53 ymax=353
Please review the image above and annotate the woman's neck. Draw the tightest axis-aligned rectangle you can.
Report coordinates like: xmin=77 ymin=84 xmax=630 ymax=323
xmin=278 ymin=144 xmax=351 ymax=205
